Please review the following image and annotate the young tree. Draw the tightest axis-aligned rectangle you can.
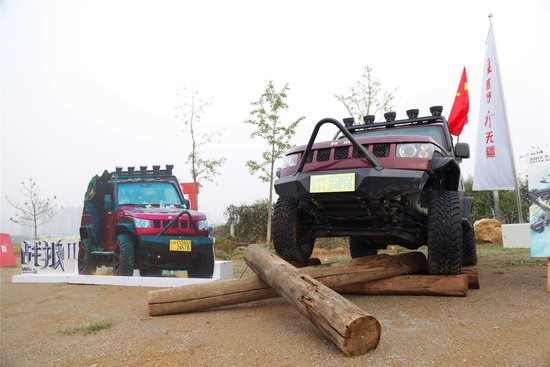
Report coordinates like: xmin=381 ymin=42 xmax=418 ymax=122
xmin=5 ymin=178 xmax=62 ymax=240
xmin=175 ymin=88 xmax=226 ymax=209
xmin=244 ymin=81 xmax=305 ymax=243
xmin=335 ymin=66 xmax=398 ymax=123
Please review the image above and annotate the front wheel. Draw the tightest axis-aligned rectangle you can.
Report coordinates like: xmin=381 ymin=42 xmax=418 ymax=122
xmin=427 ymin=191 xmax=463 ymax=275
xmin=462 ymin=221 xmax=477 ymax=266
xmin=187 ymin=247 xmax=214 ymax=278
xmin=78 ymin=239 xmax=96 ymax=275
xmin=272 ymin=197 xmax=315 ymax=261
xmin=113 ymin=234 xmax=135 ymax=276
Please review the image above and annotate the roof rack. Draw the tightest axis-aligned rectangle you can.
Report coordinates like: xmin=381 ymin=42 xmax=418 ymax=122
xmin=347 ymin=115 xmax=447 ymax=134
xmin=112 ymin=165 xmax=175 ymax=179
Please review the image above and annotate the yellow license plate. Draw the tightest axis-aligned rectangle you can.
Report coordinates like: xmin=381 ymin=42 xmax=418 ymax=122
xmin=169 ymin=240 xmax=192 ymax=252
xmin=310 ymin=173 xmax=355 ymax=193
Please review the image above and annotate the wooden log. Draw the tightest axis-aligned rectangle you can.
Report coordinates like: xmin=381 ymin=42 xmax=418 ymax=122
xmin=244 ymin=244 xmax=380 ymax=356
xmin=337 ymin=274 xmax=469 ymax=297
xmin=148 ymin=251 xmax=427 ymax=317
xmin=460 ymin=267 xmax=480 ymax=289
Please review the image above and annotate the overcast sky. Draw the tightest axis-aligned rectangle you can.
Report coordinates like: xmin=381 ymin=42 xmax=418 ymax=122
xmin=1 ymin=0 xmax=549 ymax=233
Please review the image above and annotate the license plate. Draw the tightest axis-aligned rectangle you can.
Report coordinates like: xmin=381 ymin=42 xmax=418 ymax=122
xmin=169 ymin=239 xmax=192 ymax=252
xmin=310 ymin=173 xmax=355 ymax=193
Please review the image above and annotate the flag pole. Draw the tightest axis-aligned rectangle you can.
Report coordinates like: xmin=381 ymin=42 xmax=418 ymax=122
xmin=488 ymin=14 xmax=524 ymax=223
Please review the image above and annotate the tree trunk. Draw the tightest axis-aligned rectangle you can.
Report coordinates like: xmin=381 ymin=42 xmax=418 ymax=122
xmin=148 ymin=252 xmax=427 ymax=317
xmin=244 ymin=244 xmax=381 ymax=356
xmin=337 ymin=274 xmax=469 ymax=297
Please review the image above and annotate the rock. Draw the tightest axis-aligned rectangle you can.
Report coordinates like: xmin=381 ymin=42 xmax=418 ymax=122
xmin=474 ymin=218 xmax=502 ymax=245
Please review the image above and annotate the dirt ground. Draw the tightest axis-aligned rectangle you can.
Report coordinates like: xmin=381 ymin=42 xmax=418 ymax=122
xmin=1 ymin=245 xmax=549 ymax=367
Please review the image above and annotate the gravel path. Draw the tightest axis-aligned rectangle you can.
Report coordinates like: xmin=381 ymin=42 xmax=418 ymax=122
xmin=1 ymin=249 xmax=549 ymax=366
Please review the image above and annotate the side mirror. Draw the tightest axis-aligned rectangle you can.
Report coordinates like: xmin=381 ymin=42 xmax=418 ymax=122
xmin=455 ymin=142 xmax=470 ymax=159
xmin=208 ymin=226 xmax=214 ymax=234
xmin=184 ymin=199 xmax=191 ymax=209
xmin=276 ymin=167 xmax=282 ymax=179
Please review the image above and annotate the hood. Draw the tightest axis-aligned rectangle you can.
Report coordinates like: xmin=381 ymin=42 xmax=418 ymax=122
xmin=119 ymin=205 xmax=205 ymax=220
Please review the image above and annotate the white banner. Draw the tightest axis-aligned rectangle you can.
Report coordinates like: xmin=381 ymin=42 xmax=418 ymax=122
xmin=473 ymin=25 xmax=516 ymax=190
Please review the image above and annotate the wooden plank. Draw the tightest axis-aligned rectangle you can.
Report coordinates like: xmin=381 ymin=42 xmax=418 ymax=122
xmin=148 ymin=251 xmax=427 ymax=316
xmin=244 ymin=244 xmax=380 ymax=356
xmin=337 ymin=274 xmax=468 ymax=297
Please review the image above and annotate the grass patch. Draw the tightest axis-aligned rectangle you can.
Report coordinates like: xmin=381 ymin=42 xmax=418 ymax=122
xmin=495 ymin=258 xmax=547 ymax=268
xmin=61 ymin=319 xmax=113 ymax=335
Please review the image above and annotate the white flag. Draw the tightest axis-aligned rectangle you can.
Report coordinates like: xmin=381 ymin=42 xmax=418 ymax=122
xmin=473 ymin=25 xmax=516 ymax=190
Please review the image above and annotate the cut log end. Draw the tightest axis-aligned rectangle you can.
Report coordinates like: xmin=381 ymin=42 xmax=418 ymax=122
xmin=341 ymin=315 xmax=382 ymax=356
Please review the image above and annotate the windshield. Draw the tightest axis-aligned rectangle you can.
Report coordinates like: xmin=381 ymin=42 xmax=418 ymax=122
xmin=117 ymin=182 xmax=183 ymax=207
xmin=352 ymin=125 xmax=448 ymax=148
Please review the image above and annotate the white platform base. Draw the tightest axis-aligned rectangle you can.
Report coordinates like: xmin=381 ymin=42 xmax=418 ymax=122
xmin=12 ymin=261 xmax=233 ymax=287
xmin=502 ymin=223 xmax=531 ymax=248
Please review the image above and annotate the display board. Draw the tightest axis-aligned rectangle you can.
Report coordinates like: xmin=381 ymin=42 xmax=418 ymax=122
xmin=20 ymin=237 xmax=80 ymax=274
xmin=528 ymin=150 xmax=550 ymax=257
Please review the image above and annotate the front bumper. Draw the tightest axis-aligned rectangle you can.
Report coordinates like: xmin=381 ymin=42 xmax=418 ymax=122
xmin=275 ymin=168 xmax=429 ymax=201
xmin=138 ymin=235 xmax=214 ymax=270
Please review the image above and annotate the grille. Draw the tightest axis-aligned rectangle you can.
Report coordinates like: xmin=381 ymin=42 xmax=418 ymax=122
xmin=334 ymin=146 xmax=349 ymax=160
xmin=305 ymin=151 xmax=313 ymax=163
xmin=153 ymin=219 xmax=189 ymax=229
xmin=373 ymin=144 xmax=390 ymax=157
xmin=352 ymin=144 xmax=370 ymax=158
xmin=317 ymin=148 xmax=331 ymax=162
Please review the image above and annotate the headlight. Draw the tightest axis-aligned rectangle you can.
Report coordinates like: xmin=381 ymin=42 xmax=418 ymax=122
xmin=197 ymin=219 xmax=209 ymax=231
xmin=281 ymin=154 xmax=298 ymax=169
xmin=396 ymin=143 xmax=435 ymax=159
xmin=134 ymin=218 xmax=151 ymax=229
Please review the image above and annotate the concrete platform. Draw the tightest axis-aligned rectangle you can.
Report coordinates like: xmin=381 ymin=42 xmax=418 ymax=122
xmin=12 ymin=261 xmax=233 ymax=287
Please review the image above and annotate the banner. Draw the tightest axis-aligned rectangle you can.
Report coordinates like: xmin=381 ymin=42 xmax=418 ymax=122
xmin=20 ymin=237 xmax=79 ymax=274
xmin=473 ymin=25 xmax=516 ymax=190
xmin=0 ymin=233 xmax=16 ymax=267
xmin=528 ymin=150 xmax=550 ymax=257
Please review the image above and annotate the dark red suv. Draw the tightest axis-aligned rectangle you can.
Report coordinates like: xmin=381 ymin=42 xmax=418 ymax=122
xmin=78 ymin=165 xmax=214 ymax=277
xmin=273 ymin=107 xmax=476 ymax=275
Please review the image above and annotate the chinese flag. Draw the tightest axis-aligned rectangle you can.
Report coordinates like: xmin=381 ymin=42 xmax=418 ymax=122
xmin=448 ymin=67 xmax=470 ymax=136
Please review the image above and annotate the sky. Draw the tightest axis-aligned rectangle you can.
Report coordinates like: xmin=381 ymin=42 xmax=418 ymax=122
xmin=1 ymin=0 xmax=550 ymax=234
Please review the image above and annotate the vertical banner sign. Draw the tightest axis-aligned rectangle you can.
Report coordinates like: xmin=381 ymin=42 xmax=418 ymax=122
xmin=473 ymin=25 xmax=516 ymax=190
xmin=528 ymin=150 xmax=550 ymax=257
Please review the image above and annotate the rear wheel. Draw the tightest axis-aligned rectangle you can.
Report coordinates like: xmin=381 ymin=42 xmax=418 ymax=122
xmin=78 ymin=239 xmax=96 ymax=275
xmin=272 ymin=197 xmax=315 ymax=261
xmin=187 ymin=247 xmax=214 ymax=278
xmin=113 ymin=234 xmax=135 ymax=276
xmin=349 ymin=238 xmax=378 ymax=258
xmin=140 ymin=268 xmax=163 ymax=277
xmin=462 ymin=221 xmax=477 ymax=266
xmin=427 ymin=191 xmax=463 ymax=275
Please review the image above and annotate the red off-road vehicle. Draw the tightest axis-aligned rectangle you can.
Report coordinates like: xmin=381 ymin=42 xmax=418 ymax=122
xmin=78 ymin=165 xmax=215 ymax=277
xmin=273 ymin=107 xmax=476 ymax=275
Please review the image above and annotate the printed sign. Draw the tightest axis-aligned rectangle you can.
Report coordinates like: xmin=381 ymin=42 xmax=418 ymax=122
xmin=528 ymin=150 xmax=550 ymax=257
xmin=20 ymin=237 xmax=80 ymax=274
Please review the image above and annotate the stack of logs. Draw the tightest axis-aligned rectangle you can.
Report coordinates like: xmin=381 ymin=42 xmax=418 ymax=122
xmin=147 ymin=245 xmax=479 ymax=357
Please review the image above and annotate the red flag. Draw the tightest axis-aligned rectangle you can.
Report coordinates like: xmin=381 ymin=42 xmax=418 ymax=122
xmin=448 ymin=67 xmax=470 ymax=136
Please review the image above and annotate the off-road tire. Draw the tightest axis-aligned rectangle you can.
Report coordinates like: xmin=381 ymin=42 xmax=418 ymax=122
xmin=272 ymin=197 xmax=315 ymax=261
xmin=140 ymin=268 xmax=163 ymax=277
xmin=349 ymin=238 xmax=378 ymax=258
xmin=427 ymin=191 xmax=463 ymax=275
xmin=78 ymin=239 xmax=96 ymax=275
xmin=187 ymin=247 xmax=214 ymax=278
xmin=462 ymin=221 xmax=477 ymax=266
xmin=113 ymin=234 xmax=135 ymax=276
